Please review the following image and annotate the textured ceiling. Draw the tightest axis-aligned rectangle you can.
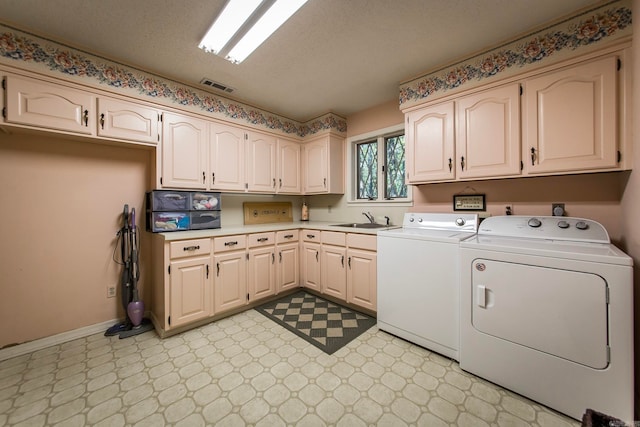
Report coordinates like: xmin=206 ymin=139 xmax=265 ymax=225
xmin=0 ymin=0 xmax=600 ymax=122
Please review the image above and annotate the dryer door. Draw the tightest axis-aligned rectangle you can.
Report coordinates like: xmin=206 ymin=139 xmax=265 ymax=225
xmin=471 ymin=259 xmax=608 ymax=369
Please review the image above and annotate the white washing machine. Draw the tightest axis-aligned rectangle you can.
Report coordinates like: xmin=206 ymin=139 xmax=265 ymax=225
xmin=460 ymin=215 xmax=633 ymax=422
xmin=377 ymin=212 xmax=478 ymax=360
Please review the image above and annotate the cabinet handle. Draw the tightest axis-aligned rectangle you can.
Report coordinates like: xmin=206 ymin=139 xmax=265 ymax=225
xmin=183 ymin=245 xmax=200 ymax=251
xmin=316 ymin=251 xmax=319 ymax=262
xmin=273 ymin=178 xmax=276 ymax=188
xmin=279 ymin=178 xmax=282 ymax=188
xmin=83 ymin=109 xmax=89 ymax=126
xmin=530 ymin=147 xmax=536 ymax=166
xmin=224 ymin=241 xmax=238 ymax=247
xmin=272 ymin=253 xmax=275 ymax=264
xmin=448 ymin=158 xmax=452 ymax=172
xmin=341 ymin=255 xmax=344 ymax=267
xmin=348 ymin=256 xmax=351 ymax=269
xmin=323 ymin=178 xmax=327 ymax=188
xmin=257 ymin=237 xmax=269 ymax=243
xmin=206 ymin=264 xmax=209 ymax=278
xmin=460 ymin=156 xmax=465 ymax=171
xmin=202 ymin=171 xmax=206 ymax=184
xmin=307 ymin=234 xmax=315 ymax=239
xmin=216 ymin=262 xmax=220 ymax=276
xmin=212 ymin=172 xmax=215 ymax=184
xmin=99 ymin=113 xmax=105 ymax=129
xmin=284 ymin=234 xmax=294 ymax=239
xmin=279 ymin=252 xmax=282 ymax=263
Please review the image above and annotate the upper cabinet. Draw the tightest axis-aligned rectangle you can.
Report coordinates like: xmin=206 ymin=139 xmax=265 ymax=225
xmin=161 ymin=112 xmax=208 ymax=189
xmin=405 ymin=102 xmax=455 ymax=183
xmin=209 ymin=122 xmax=246 ymax=192
xmin=404 ymin=50 xmax=628 ymax=184
xmin=277 ymin=137 xmax=301 ymax=194
xmin=246 ymin=131 xmax=277 ymax=192
xmin=455 ymin=83 xmax=521 ymax=179
xmin=97 ymin=97 xmax=160 ymax=144
xmin=303 ymin=134 xmax=344 ymax=194
xmin=3 ymin=74 xmax=95 ymax=135
xmin=522 ymin=55 xmax=619 ymax=175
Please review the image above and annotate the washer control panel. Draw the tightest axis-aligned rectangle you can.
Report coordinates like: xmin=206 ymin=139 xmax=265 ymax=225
xmin=478 ymin=215 xmax=609 ymax=243
xmin=402 ymin=213 xmax=478 ymax=232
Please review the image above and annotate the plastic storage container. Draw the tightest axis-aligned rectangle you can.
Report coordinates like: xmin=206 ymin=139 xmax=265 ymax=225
xmin=146 ymin=191 xmax=190 ymax=211
xmin=147 ymin=211 xmax=190 ymax=232
xmin=190 ymin=192 xmax=221 ymax=211
xmin=190 ymin=211 xmax=221 ymax=230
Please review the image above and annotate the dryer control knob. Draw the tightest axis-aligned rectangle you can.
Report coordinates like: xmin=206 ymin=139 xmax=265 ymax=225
xmin=455 ymin=218 xmax=466 ymax=226
xmin=418 ymin=218 xmax=423 ymax=223
xmin=557 ymin=220 xmax=570 ymax=229
xmin=575 ymin=221 xmax=589 ymax=230
xmin=527 ymin=218 xmax=542 ymax=228
xmin=409 ymin=217 xmax=414 ymax=222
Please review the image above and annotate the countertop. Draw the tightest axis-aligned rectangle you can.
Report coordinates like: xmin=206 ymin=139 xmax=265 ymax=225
xmin=154 ymin=221 xmax=399 ymax=241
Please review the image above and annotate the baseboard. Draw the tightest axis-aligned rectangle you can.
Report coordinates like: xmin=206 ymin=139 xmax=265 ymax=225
xmin=0 ymin=318 xmax=121 ymax=362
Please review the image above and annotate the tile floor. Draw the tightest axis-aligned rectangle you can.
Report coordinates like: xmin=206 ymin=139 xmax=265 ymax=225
xmin=0 ymin=310 xmax=580 ymax=426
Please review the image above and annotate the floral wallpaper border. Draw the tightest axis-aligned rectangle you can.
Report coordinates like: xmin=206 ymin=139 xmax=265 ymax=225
xmin=0 ymin=25 xmax=346 ymax=138
xmin=399 ymin=0 xmax=632 ymax=108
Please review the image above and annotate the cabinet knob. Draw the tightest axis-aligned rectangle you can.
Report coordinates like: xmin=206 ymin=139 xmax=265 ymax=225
xmin=83 ymin=109 xmax=89 ymax=126
xmin=448 ymin=158 xmax=452 ymax=172
xmin=530 ymin=147 xmax=536 ymax=166
xmin=99 ymin=113 xmax=105 ymax=129
xmin=202 ymin=171 xmax=206 ymax=184
xmin=460 ymin=156 xmax=465 ymax=171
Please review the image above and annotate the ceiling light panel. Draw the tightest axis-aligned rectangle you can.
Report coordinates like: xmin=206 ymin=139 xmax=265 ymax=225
xmin=199 ymin=0 xmax=262 ymax=55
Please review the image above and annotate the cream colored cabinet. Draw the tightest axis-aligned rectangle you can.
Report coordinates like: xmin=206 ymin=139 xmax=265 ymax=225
xmin=213 ymin=235 xmax=248 ymax=313
xmin=303 ymin=134 xmax=344 ymax=194
xmin=276 ymin=230 xmax=299 ymax=293
xmin=522 ymin=55 xmax=619 ymax=174
xmin=277 ymin=137 xmax=301 ymax=194
xmin=161 ymin=112 xmax=208 ymax=189
xmin=455 ymin=84 xmax=521 ymax=179
xmin=209 ymin=122 xmax=246 ymax=191
xmin=321 ymin=231 xmax=347 ymax=300
xmin=166 ymin=239 xmax=213 ymax=329
xmin=405 ymin=101 xmax=455 ymax=183
xmin=300 ymin=230 xmax=321 ymax=291
xmin=246 ymin=131 xmax=277 ymax=192
xmin=97 ymin=97 xmax=160 ymax=144
xmin=4 ymin=74 xmax=95 ymax=135
xmin=346 ymin=233 xmax=377 ymax=312
xmin=248 ymin=232 xmax=276 ymax=300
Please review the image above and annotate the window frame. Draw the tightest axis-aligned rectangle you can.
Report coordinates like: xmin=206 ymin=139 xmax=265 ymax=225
xmin=347 ymin=124 xmax=413 ymax=206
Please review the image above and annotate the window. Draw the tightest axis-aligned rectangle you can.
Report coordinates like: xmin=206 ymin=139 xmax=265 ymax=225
xmin=351 ymin=126 xmax=410 ymax=203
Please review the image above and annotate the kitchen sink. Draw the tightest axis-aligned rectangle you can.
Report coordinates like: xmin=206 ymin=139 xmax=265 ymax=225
xmin=332 ymin=223 xmax=388 ymax=229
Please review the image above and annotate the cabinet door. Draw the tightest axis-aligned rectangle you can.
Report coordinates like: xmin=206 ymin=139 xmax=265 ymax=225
xmin=301 ymin=242 xmax=321 ymax=291
xmin=209 ymin=122 xmax=246 ymax=191
xmin=248 ymin=246 xmax=276 ymax=300
xmin=169 ymin=256 xmax=212 ymax=328
xmin=277 ymin=242 xmax=299 ymax=293
xmin=523 ymin=56 xmax=618 ymax=174
xmin=406 ymin=102 xmax=455 ymax=182
xmin=456 ymin=84 xmax=521 ymax=179
xmin=303 ymin=139 xmax=328 ymax=193
xmin=321 ymin=245 xmax=346 ymax=300
xmin=247 ymin=131 xmax=277 ymax=192
xmin=161 ymin=112 xmax=208 ymax=189
xmin=277 ymin=138 xmax=301 ymax=193
xmin=5 ymin=74 xmax=95 ymax=135
xmin=214 ymin=251 xmax=247 ymax=313
xmin=347 ymin=249 xmax=377 ymax=311
xmin=97 ymin=97 xmax=159 ymax=144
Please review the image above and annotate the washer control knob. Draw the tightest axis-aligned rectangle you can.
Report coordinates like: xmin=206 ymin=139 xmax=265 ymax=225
xmin=575 ymin=221 xmax=589 ymax=230
xmin=557 ymin=220 xmax=570 ymax=229
xmin=417 ymin=217 xmax=423 ymax=223
xmin=409 ymin=217 xmax=414 ymax=222
xmin=527 ymin=218 xmax=542 ymax=228
xmin=455 ymin=218 xmax=466 ymax=226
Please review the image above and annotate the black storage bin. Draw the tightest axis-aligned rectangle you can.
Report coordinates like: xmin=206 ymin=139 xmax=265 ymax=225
xmin=146 ymin=190 xmax=190 ymax=211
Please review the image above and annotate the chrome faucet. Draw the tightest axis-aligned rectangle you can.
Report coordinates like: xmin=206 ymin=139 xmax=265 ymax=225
xmin=362 ymin=212 xmax=375 ymax=223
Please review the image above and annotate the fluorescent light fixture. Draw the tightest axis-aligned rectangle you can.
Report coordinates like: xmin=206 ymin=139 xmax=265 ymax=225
xmin=199 ymin=0 xmax=309 ymax=64
xmin=199 ymin=0 xmax=262 ymax=55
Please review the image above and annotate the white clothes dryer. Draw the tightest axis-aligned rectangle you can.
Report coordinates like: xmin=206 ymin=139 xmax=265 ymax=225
xmin=459 ymin=215 xmax=633 ymax=422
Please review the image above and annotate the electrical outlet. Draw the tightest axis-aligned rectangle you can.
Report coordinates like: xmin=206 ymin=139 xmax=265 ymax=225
xmin=505 ymin=204 xmax=513 ymax=215
xmin=107 ymin=286 xmax=116 ymax=298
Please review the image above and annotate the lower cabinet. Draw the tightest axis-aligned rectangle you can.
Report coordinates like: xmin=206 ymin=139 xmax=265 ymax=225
xmin=248 ymin=232 xmax=276 ymax=300
xmin=301 ymin=230 xmax=321 ymax=291
xmin=213 ymin=235 xmax=248 ymax=313
xmin=276 ymin=230 xmax=300 ymax=293
xmin=169 ymin=255 xmax=212 ymax=328
xmin=321 ymin=232 xmax=347 ymax=300
xmin=346 ymin=248 xmax=377 ymax=312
